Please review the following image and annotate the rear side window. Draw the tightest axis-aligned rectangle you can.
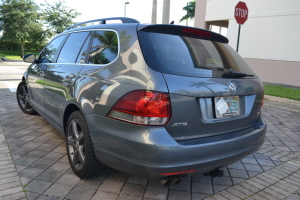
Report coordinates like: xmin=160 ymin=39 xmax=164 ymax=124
xmin=38 ymin=35 xmax=66 ymax=63
xmin=88 ymin=31 xmax=118 ymax=64
xmin=57 ymin=31 xmax=90 ymax=63
xmin=138 ymin=32 xmax=256 ymax=78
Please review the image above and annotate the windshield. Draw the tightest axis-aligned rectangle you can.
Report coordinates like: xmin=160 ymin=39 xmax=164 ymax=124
xmin=138 ymin=32 xmax=256 ymax=78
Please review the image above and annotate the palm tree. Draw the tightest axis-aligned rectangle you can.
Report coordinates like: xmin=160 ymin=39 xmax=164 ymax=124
xmin=151 ymin=0 xmax=157 ymax=23
xmin=89 ymin=32 xmax=118 ymax=64
xmin=162 ymin=0 xmax=170 ymax=24
xmin=179 ymin=1 xmax=196 ymax=25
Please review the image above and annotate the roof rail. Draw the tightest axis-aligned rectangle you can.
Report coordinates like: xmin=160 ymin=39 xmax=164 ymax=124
xmin=65 ymin=17 xmax=140 ymax=31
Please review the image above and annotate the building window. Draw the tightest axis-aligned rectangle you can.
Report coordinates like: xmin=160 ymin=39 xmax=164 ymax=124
xmin=209 ymin=25 xmax=228 ymax=37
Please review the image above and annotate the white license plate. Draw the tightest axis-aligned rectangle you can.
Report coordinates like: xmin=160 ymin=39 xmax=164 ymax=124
xmin=214 ymin=96 xmax=240 ymax=118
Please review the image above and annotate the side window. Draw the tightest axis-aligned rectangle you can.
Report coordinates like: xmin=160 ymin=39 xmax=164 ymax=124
xmin=76 ymin=34 xmax=91 ymax=64
xmin=38 ymin=35 xmax=66 ymax=63
xmin=88 ymin=31 xmax=118 ymax=64
xmin=57 ymin=31 xmax=90 ymax=63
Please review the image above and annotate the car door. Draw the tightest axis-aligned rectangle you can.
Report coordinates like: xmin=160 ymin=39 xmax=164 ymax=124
xmin=43 ymin=31 xmax=91 ymax=127
xmin=27 ymin=35 xmax=67 ymax=113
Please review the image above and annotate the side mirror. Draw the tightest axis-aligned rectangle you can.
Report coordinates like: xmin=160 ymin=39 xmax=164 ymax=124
xmin=23 ymin=54 xmax=36 ymax=63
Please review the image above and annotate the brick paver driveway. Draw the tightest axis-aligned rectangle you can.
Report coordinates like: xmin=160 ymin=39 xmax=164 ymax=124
xmin=1 ymin=61 xmax=300 ymax=200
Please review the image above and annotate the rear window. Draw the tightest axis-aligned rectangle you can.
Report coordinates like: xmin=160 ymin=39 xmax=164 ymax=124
xmin=138 ymin=32 xmax=256 ymax=78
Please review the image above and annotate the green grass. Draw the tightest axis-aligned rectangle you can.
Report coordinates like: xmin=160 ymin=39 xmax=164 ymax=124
xmin=0 ymin=50 xmax=40 ymax=60
xmin=264 ymin=85 xmax=300 ymax=101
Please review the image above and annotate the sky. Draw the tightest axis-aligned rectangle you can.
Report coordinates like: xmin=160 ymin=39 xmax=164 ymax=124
xmin=35 ymin=0 xmax=194 ymax=26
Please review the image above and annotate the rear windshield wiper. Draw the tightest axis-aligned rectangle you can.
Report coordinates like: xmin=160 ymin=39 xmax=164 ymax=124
xmin=224 ymin=69 xmax=255 ymax=77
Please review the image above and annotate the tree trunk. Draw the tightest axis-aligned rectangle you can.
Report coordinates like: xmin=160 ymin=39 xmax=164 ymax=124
xmin=151 ymin=0 xmax=157 ymax=24
xmin=162 ymin=0 xmax=171 ymax=24
xmin=89 ymin=45 xmax=108 ymax=62
xmin=20 ymin=41 xmax=24 ymax=58
xmin=186 ymin=3 xmax=188 ymax=26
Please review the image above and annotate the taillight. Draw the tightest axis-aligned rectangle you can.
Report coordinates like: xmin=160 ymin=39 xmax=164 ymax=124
xmin=107 ymin=90 xmax=171 ymax=125
xmin=181 ymin=28 xmax=212 ymax=40
xmin=182 ymin=28 xmax=212 ymax=37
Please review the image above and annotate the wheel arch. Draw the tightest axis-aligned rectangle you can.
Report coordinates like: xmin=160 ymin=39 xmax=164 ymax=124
xmin=63 ymin=103 xmax=82 ymax=135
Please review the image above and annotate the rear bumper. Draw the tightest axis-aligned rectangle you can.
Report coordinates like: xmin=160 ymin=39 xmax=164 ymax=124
xmin=86 ymin=114 xmax=266 ymax=180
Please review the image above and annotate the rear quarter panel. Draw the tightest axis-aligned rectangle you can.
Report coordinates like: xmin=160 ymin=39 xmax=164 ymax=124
xmin=72 ymin=24 xmax=168 ymax=116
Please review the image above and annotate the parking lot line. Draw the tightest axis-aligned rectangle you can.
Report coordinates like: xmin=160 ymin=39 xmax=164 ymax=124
xmin=4 ymin=81 xmax=17 ymax=92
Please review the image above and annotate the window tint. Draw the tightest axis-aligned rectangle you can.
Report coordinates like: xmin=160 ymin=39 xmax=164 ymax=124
xmin=138 ymin=32 xmax=256 ymax=78
xmin=76 ymin=34 xmax=91 ymax=64
xmin=38 ymin=35 xmax=66 ymax=63
xmin=57 ymin=31 xmax=90 ymax=63
xmin=88 ymin=31 xmax=118 ymax=64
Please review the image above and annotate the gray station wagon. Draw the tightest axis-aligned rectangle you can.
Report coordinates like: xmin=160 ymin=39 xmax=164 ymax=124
xmin=17 ymin=17 xmax=266 ymax=185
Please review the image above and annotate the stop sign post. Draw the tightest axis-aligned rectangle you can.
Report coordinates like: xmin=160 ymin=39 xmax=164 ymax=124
xmin=234 ymin=1 xmax=248 ymax=52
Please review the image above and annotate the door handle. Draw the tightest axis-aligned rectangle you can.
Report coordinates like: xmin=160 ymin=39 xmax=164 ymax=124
xmin=63 ymin=76 xmax=72 ymax=83
xmin=36 ymin=69 xmax=45 ymax=77
xmin=39 ymin=71 xmax=45 ymax=77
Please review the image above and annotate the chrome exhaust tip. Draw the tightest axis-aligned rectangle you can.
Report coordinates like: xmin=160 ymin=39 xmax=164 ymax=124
xmin=172 ymin=178 xmax=182 ymax=185
xmin=159 ymin=178 xmax=172 ymax=186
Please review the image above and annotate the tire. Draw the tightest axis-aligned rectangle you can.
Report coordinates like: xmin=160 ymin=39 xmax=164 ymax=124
xmin=16 ymin=81 xmax=37 ymax=115
xmin=66 ymin=110 xmax=104 ymax=178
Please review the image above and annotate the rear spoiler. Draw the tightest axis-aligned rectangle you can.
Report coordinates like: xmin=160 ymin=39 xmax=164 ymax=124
xmin=138 ymin=24 xmax=228 ymax=43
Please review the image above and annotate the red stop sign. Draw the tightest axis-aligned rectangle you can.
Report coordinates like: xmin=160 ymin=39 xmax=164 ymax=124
xmin=234 ymin=1 xmax=248 ymax=25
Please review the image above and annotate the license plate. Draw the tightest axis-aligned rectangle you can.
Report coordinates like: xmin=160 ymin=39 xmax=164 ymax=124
xmin=214 ymin=96 xmax=240 ymax=118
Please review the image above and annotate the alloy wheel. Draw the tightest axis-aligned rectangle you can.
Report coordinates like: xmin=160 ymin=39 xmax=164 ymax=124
xmin=17 ymin=83 xmax=33 ymax=112
xmin=67 ymin=119 xmax=85 ymax=170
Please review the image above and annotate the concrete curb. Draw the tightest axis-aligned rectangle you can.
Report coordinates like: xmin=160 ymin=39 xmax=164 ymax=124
xmin=0 ymin=60 xmax=24 ymax=62
xmin=0 ymin=61 xmax=30 ymax=66
xmin=265 ymin=95 xmax=300 ymax=109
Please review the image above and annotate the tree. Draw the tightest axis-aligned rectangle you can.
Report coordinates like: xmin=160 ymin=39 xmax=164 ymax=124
xmin=151 ymin=0 xmax=157 ymax=24
xmin=89 ymin=32 xmax=118 ymax=64
xmin=179 ymin=1 xmax=196 ymax=25
xmin=0 ymin=0 xmax=48 ymax=57
xmin=41 ymin=0 xmax=80 ymax=35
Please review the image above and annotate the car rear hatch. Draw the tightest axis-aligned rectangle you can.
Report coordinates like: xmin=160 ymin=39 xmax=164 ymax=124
xmin=138 ymin=25 xmax=264 ymax=141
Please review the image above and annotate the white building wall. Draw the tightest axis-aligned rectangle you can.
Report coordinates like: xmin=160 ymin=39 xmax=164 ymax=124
xmin=218 ymin=0 xmax=300 ymax=61
xmin=196 ymin=0 xmax=300 ymax=86
xmin=206 ymin=0 xmax=300 ymax=62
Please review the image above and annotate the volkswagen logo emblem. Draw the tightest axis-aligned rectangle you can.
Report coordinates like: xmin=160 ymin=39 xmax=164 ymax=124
xmin=228 ymin=81 xmax=236 ymax=94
